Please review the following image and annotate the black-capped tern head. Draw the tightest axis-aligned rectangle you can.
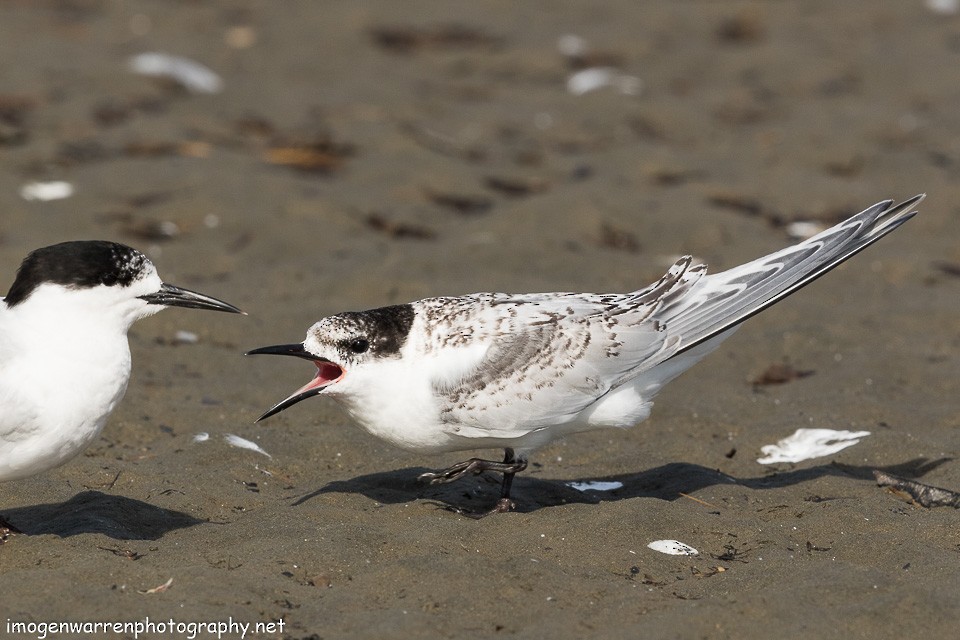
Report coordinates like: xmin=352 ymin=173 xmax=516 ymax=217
xmin=247 ymin=304 xmax=415 ymax=420
xmin=5 ymin=240 xmax=242 ymax=323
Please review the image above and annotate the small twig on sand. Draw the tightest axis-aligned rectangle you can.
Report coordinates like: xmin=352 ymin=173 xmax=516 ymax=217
xmin=678 ymin=492 xmax=720 ymax=510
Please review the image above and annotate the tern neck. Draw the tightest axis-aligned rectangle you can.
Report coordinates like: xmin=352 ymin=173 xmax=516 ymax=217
xmin=0 ymin=289 xmax=137 ymax=392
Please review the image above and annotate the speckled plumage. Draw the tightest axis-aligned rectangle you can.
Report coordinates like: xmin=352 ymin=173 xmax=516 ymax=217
xmin=251 ymin=195 xmax=923 ymax=514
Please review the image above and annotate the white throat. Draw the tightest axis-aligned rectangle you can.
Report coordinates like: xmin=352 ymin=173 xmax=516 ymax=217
xmin=0 ymin=282 xmax=159 ymax=481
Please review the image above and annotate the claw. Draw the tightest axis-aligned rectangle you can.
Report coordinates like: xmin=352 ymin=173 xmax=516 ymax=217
xmin=418 ymin=458 xmax=491 ymax=484
xmin=419 ymin=448 xmax=527 ymax=516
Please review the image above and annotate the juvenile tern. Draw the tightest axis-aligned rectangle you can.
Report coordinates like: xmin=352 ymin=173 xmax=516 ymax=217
xmin=250 ymin=195 xmax=922 ymax=517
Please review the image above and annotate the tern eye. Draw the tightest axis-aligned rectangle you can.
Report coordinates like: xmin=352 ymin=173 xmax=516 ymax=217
xmin=349 ymin=338 xmax=369 ymax=354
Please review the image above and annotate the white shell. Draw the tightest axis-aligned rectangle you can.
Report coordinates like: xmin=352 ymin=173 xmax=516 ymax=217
xmin=757 ymin=428 xmax=870 ymax=464
xmin=565 ymin=480 xmax=624 ymax=492
xmin=647 ymin=540 xmax=699 ymax=556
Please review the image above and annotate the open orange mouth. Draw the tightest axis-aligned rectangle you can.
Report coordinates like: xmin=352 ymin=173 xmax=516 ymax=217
xmin=246 ymin=343 xmax=344 ymax=420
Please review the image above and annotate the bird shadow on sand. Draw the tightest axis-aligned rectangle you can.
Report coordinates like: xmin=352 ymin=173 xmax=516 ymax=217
xmin=291 ymin=457 xmax=951 ymax=515
xmin=1 ymin=490 xmax=202 ymax=540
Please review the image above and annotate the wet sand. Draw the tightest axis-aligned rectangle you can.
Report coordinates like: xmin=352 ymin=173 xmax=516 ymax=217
xmin=2 ymin=2 xmax=960 ymax=638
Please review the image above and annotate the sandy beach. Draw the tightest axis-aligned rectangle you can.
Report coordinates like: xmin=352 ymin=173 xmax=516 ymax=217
xmin=2 ymin=2 xmax=960 ymax=638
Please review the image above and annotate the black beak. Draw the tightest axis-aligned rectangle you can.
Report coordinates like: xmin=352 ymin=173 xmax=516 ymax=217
xmin=245 ymin=343 xmax=316 ymax=360
xmin=254 ymin=387 xmax=326 ymax=422
xmin=140 ymin=282 xmax=244 ymax=314
xmin=246 ymin=343 xmax=341 ymax=422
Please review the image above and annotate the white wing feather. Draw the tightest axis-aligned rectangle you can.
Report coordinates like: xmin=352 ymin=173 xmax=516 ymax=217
xmin=417 ymin=195 xmax=922 ymax=444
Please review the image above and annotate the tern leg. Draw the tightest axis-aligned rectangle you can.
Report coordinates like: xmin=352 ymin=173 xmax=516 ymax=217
xmin=419 ymin=448 xmax=528 ymax=518
xmin=418 ymin=448 xmax=527 ymax=483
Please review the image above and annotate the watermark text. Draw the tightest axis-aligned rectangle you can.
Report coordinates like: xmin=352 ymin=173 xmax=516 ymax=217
xmin=5 ymin=617 xmax=284 ymax=640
